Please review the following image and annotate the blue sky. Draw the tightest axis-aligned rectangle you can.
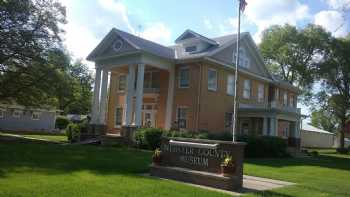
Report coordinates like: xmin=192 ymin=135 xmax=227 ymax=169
xmin=59 ymin=0 xmax=350 ymax=117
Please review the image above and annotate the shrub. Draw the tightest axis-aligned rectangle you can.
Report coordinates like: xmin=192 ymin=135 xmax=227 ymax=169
xmin=65 ymin=123 xmax=81 ymax=143
xmin=134 ymin=128 xmax=164 ymax=150
xmin=336 ymin=148 xmax=349 ymax=154
xmin=208 ymin=132 xmax=233 ymax=141
xmin=310 ymin=151 xmax=319 ymax=157
xmin=55 ymin=116 xmax=70 ymax=130
xmin=236 ymin=135 xmax=289 ymax=158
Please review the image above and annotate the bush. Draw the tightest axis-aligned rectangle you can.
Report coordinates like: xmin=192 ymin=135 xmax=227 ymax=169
xmin=135 ymin=128 xmax=164 ymax=150
xmin=236 ymin=135 xmax=289 ymax=158
xmin=336 ymin=148 xmax=349 ymax=154
xmin=65 ymin=123 xmax=81 ymax=143
xmin=310 ymin=151 xmax=319 ymax=157
xmin=55 ymin=116 xmax=70 ymax=130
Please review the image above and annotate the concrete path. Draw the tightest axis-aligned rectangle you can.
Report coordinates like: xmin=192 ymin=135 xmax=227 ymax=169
xmin=143 ymin=173 xmax=295 ymax=196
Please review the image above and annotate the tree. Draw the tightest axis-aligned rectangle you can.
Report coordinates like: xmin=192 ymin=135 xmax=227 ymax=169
xmin=54 ymin=60 xmax=93 ymax=114
xmin=310 ymin=109 xmax=337 ymax=133
xmin=315 ymin=36 xmax=350 ymax=149
xmin=259 ymin=24 xmax=331 ymax=89
xmin=0 ymin=0 xmax=66 ymax=106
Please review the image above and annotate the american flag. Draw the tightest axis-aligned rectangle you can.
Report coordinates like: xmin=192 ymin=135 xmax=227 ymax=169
xmin=239 ymin=0 xmax=247 ymax=12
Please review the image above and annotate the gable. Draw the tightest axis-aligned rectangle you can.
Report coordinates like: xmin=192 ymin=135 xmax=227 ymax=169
xmin=99 ymin=35 xmax=137 ymax=58
xmin=211 ymin=35 xmax=270 ymax=79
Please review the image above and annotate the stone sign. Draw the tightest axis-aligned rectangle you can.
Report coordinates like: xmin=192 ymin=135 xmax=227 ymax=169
xmin=150 ymin=137 xmax=246 ymax=191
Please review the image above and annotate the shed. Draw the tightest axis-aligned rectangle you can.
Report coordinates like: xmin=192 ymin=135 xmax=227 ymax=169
xmin=301 ymin=123 xmax=335 ymax=148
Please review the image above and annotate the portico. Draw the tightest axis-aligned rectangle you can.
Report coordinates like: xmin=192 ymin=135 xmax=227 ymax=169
xmin=87 ymin=28 xmax=175 ymax=134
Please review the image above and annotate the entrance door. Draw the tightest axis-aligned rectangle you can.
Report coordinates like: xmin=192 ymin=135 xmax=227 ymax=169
xmin=142 ymin=110 xmax=156 ymax=127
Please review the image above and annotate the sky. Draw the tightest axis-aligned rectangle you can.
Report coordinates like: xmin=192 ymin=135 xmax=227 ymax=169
xmin=58 ymin=0 xmax=350 ymax=117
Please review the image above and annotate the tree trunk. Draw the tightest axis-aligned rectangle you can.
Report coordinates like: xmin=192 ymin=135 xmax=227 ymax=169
xmin=340 ymin=121 xmax=346 ymax=149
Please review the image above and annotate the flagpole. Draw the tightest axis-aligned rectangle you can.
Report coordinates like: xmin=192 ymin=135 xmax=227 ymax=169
xmin=232 ymin=0 xmax=241 ymax=142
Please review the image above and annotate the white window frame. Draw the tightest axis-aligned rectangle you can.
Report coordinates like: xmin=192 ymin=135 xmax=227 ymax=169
xmin=243 ymin=79 xmax=251 ymax=99
xmin=234 ymin=48 xmax=250 ymax=69
xmin=0 ymin=108 xmax=5 ymax=119
xmin=117 ymin=74 xmax=127 ymax=92
xmin=178 ymin=66 xmax=190 ymax=88
xmin=289 ymin=94 xmax=294 ymax=107
xmin=176 ymin=106 xmax=188 ymax=129
xmin=227 ymin=74 xmax=235 ymax=96
xmin=115 ymin=106 xmax=123 ymax=128
xmin=283 ymin=92 xmax=288 ymax=106
xmin=31 ymin=112 xmax=40 ymax=120
xmin=13 ymin=110 xmax=22 ymax=118
xmin=258 ymin=83 xmax=265 ymax=103
xmin=208 ymin=68 xmax=218 ymax=91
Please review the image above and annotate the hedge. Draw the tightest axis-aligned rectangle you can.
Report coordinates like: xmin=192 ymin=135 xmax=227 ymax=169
xmin=134 ymin=129 xmax=289 ymax=157
xmin=55 ymin=116 xmax=70 ymax=130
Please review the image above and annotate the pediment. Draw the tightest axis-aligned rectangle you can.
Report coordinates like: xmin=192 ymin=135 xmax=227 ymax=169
xmin=87 ymin=30 xmax=138 ymax=61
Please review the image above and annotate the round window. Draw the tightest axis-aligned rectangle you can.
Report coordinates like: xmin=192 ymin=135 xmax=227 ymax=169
xmin=112 ymin=39 xmax=123 ymax=52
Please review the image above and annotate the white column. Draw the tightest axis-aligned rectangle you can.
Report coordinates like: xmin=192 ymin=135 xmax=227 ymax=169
xmin=262 ymin=117 xmax=268 ymax=136
xmin=91 ymin=67 xmax=102 ymax=124
xmin=270 ymin=117 xmax=278 ymax=136
xmin=125 ymin=65 xmax=136 ymax=126
xmin=99 ymin=68 xmax=109 ymax=125
xmin=135 ymin=64 xmax=145 ymax=127
xmin=165 ymin=66 xmax=175 ymax=130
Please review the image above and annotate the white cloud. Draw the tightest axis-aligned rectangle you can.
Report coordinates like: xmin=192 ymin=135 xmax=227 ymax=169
xmin=203 ymin=18 xmax=214 ymax=30
xmin=140 ymin=23 xmax=172 ymax=45
xmin=314 ymin=10 xmax=349 ymax=37
xmin=97 ymin=0 xmax=135 ymax=33
xmin=244 ymin=0 xmax=310 ymax=42
xmin=324 ymin=0 xmax=350 ymax=10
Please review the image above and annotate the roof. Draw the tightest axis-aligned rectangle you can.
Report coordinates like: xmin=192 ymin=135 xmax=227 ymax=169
xmin=175 ymin=29 xmax=219 ymax=45
xmin=302 ymin=123 xmax=334 ymax=135
xmin=87 ymin=28 xmax=296 ymax=90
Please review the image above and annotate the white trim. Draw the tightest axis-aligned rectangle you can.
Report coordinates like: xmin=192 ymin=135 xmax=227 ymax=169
xmin=207 ymin=68 xmax=218 ymax=91
xmin=178 ymin=66 xmax=190 ymax=88
xmin=114 ymin=106 xmax=123 ymax=128
xmin=227 ymin=74 xmax=235 ymax=96
xmin=258 ymin=83 xmax=265 ymax=103
xmin=117 ymin=74 xmax=127 ymax=93
xmin=13 ymin=110 xmax=22 ymax=118
xmin=243 ymin=79 xmax=251 ymax=99
xmin=31 ymin=112 xmax=40 ymax=120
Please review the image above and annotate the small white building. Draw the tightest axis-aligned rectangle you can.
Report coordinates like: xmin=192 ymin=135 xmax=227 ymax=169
xmin=301 ymin=123 xmax=335 ymax=148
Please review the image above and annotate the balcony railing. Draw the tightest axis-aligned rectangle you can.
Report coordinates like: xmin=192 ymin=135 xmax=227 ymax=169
xmin=269 ymin=101 xmax=300 ymax=114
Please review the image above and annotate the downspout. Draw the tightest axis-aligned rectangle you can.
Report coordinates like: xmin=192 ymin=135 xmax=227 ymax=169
xmin=196 ymin=62 xmax=203 ymax=132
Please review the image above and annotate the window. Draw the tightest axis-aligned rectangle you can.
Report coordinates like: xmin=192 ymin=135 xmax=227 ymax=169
xmin=185 ymin=45 xmax=197 ymax=52
xmin=13 ymin=110 xmax=22 ymax=118
xmin=176 ymin=107 xmax=187 ymax=129
xmin=234 ymin=48 xmax=250 ymax=68
xmin=179 ymin=67 xmax=189 ymax=88
xmin=32 ymin=112 xmax=40 ymax=120
xmin=208 ymin=68 xmax=217 ymax=91
xmin=283 ymin=92 xmax=288 ymax=106
xmin=118 ymin=75 xmax=126 ymax=92
xmin=289 ymin=95 xmax=293 ymax=107
xmin=115 ymin=107 xmax=123 ymax=127
xmin=275 ymin=88 xmax=279 ymax=101
xmin=0 ymin=109 xmax=5 ymax=119
xmin=258 ymin=84 xmax=265 ymax=102
xmin=243 ymin=79 xmax=251 ymax=99
xmin=227 ymin=74 xmax=235 ymax=96
xmin=225 ymin=112 xmax=233 ymax=129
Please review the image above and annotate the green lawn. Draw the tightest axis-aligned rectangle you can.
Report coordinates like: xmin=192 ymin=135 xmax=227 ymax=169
xmin=0 ymin=139 xmax=349 ymax=197
xmin=0 ymin=131 xmax=67 ymax=143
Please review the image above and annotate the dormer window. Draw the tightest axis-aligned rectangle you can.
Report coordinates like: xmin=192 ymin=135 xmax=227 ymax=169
xmin=185 ymin=46 xmax=197 ymax=53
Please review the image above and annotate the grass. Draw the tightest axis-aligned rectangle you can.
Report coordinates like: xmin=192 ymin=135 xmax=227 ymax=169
xmin=0 ymin=131 xmax=67 ymax=143
xmin=0 ymin=138 xmax=349 ymax=197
